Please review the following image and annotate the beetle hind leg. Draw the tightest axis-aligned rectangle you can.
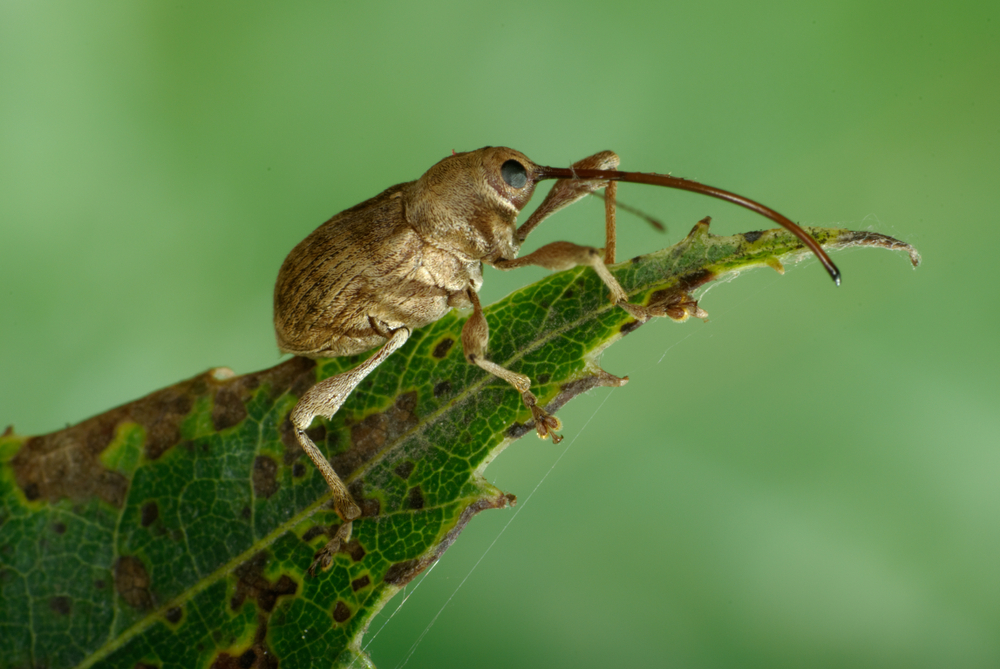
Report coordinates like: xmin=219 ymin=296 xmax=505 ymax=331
xmin=289 ymin=324 xmax=411 ymax=572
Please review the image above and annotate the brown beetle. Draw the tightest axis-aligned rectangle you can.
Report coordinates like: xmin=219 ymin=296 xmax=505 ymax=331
xmin=274 ymin=147 xmax=840 ymax=567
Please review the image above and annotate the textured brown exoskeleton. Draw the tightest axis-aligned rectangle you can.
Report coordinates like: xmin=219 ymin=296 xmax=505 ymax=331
xmin=274 ymin=147 xmax=841 ymax=570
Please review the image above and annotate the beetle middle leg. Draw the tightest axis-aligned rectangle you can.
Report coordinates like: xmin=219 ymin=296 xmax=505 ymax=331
xmin=460 ymin=287 xmax=563 ymax=442
xmin=494 ymin=241 xmax=653 ymax=323
xmin=291 ymin=321 xmax=410 ymax=571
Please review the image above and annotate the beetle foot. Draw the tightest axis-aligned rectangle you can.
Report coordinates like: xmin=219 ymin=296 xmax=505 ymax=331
xmin=308 ymin=520 xmax=353 ymax=576
xmin=646 ymin=294 xmax=708 ymax=322
xmin=526 ymin=397 xmax=563 ymax=444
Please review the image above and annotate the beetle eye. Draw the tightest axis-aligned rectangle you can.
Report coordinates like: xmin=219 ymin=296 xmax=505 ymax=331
xmin=500 ymin=160 xmax=528 ymax=189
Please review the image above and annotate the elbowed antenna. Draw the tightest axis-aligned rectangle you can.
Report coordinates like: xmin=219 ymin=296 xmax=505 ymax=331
xmin=535 ymin=166 xmax=841 ymax=285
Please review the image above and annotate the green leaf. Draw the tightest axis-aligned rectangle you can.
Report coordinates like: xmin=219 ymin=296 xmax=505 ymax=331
xmin=0 ymin=221 xmax=919 ymax=669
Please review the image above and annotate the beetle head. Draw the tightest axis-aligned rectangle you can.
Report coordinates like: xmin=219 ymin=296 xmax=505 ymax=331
xmin=404 ymin=147 xmax=543 ymax=261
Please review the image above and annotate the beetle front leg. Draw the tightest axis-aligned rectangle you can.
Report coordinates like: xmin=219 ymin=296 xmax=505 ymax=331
xmin=516 ymin=150 xmax=620 ymax=245
xmin=291 ymin=323 xmax=411 ymax=572
xmin=460 ymin=287 xmax=563 ymax=442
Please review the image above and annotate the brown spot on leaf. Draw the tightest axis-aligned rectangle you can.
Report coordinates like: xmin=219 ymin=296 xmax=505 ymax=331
xmin=648 ymin=269 xmax=715 ymax=308
xmin=351 ymin=575 xmax=371 ymax=592
xmin=52 ymin=521 xmax=66 ymax=534
xmin=115 ymin=556 xmax=153 ymax=611
xmin=408 ymin=486 xmax=424 ymax=510
xmin=292 ymin=462 xmax=305 ymax=477
xmin=306 ymin=423 xmax=327 ymax=444
xmin=165 ymin=606 xmax=183 ymax=624
xmin=135 ymin=663 xmax=160 ymax=669
xmin=743 ymin=230 xmax=764 ymax=243
xmin=433 ymin=380 xmax=451 ymax=398
xmin=94 ymin=579 xmax=106 ymax=589
xmin=211 ymin=644 xmax=278 ymax=669
xmin=384 ymin=559 xmax=421 ymax=586
xmin=212 ymin=385 xmax=248 ymax=432
xmin=279 ymin=418 xmax=301 ymax=458
xmin=141 ymin=501 xmax=159 ymax=527
xmin=394 ymin=460 xmax=414 ymax=480
xmin=11 ymin=358 xmax=322 ymax=510
xmin=301 ymin=525 xmax=327 ymax=543
xmin=537 ymin=373 xmax=551 ymax=385
xmin=345 ymin=540 xmax=366 ymax=562
xmin=252 ymin=456 xmax=279 ymax=499
xmin=230 ymin=552 xmax=297 ymax=614
xmin=50 ymin=595 xmax=71 ymax=615
xmin=333 ymin=392 xmax=419 ymax=482
xmin=620 ymin=319 xmax=642 ymax=334
xmin=13 ymin=425 xmax=129 ymax=507
xmin=432 ymin=338 xmax=454 ymax=359
xmin=333 ymin=601 xmax=351 ymax=623
xmin=352 ymin=489 xmax=380 ymax=518
xmin=140 ymin=392 xmax=194 ymax=461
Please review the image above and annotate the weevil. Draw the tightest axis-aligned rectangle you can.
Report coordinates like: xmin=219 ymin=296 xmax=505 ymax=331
xmin=274 ymin=147 xmax=840 ymax=568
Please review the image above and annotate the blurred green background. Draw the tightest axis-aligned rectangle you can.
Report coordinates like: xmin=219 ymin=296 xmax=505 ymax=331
xmin=2 ymin=1 xmax=997 ymax=667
